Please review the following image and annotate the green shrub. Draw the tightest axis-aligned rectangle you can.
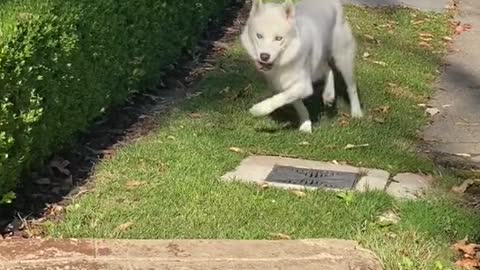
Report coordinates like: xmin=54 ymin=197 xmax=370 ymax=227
xmin=0 ymin=0 xmax=231 ymax=196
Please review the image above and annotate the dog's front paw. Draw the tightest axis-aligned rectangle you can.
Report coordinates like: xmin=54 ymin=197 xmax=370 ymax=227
xmin=249 ymin=102 xmax=272 ymax=117
xmin=322 ymin=89 xmax=335 ymax=107
xmin=299 ymin=121 xmax=312 ymax=133
xmin=351 ymin=108 xmax=364 ymax=118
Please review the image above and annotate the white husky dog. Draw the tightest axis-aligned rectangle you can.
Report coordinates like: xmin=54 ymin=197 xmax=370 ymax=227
xmin=241 ymin=0 xmax=363 ymax=133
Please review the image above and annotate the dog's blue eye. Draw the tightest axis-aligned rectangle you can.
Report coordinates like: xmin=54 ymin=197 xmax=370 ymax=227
xmin=275 ymin=36 xmax=283 ymax=41
xmin=257 ymin=33 xmax=264 ymax=39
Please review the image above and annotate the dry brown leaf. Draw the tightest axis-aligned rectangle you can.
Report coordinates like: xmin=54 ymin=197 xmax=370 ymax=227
xmin=443 ymin=36 xmax=453 ymax=42
xmin=419 ymin=33 xmax=434 ymax=38
xmin=338 ymin=115 xmax=351 ymax=127
xmin=115 ymin=222 xmax=134 ymax=232
xmin=291 ymin=190 xmax=307 ymax=197
xmin=373 ymin=117 xmax=386 ymax=124
xmin=374 ymin=105 xmax=391 ymax=114
xmin=229 ymin=147 xmax=244 ymax=153
xmin=46 ymin=204 xmax=64 ymax=217
xmin=125 ymin=180 xmax=147 ymax=190
xmin=270 ymin=233 xmax=292 ymax=240
xmin=454 ymin=240 xmax=480 ymax=256
xmin=420 ymin=37 xmax=433 ymax=42
xmin=455 ymin=258 xmax=480 ymax=269
xmin=419 ymin=41 xmax=433 ymax=49
xmin=256 ymin=181 xmax=270 ymax=190
xmin=413 ymin=20 xmax=425 ymax=25
xmin=189 ymin=112 xmax=203 ymax=119
xmin=456 ymin=23 xmax=473 ymax=35
xmin=364 ymin=34 xmax=378 ymax=43
xmin=345 ymin=144 xmax=370 ymax=150
xmin=372 ymin=60 xmax=387 ymax=66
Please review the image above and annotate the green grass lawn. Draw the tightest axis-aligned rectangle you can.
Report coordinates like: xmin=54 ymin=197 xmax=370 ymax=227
xmin=47 ymin=6 xmax=480 ymax=270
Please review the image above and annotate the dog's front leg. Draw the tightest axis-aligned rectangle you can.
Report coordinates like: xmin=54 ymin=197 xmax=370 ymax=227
xmin=292 ymin=100 xmax=312 ymax=133
xmin=249 ymin=81 xmax=313 ymax=118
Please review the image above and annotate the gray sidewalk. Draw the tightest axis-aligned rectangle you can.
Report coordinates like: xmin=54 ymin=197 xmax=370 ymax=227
xmin=344 ymin=0 xmax=450 ymax=12
xmin=424 ymin=0 xmax=480 ymax=158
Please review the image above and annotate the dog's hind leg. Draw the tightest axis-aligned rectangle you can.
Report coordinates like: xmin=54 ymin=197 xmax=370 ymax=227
xmin=332 ymin=23 xmax=363 ymax=118
xmin=292 ymin=100 xmax=312 ymax=133
xmin=322 ymin=68 xmax=335 ymax=106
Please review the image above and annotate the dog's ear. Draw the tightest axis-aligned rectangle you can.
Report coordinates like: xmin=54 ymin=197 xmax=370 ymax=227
xmin=283 ymin=0 xmax=295 ymax=24
xmin=250 ymin=0 xmax=264 ymax=16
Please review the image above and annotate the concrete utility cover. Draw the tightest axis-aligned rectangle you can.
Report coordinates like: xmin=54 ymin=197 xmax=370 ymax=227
xmin=222 ymin=156 xmax=390 ymax=192
xmin=0 ymin=239 xmax=384 ymax=270
xmin=343 ymin=0 xmax=449 ymax=12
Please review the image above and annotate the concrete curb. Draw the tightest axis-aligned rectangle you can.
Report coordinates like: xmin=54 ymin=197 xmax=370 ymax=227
xmin=0 ymin=239 xmax=384 ymax=270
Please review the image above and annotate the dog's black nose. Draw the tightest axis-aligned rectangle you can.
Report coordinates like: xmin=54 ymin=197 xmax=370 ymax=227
xmin=260 ymin=53 xmax=271 ymax=62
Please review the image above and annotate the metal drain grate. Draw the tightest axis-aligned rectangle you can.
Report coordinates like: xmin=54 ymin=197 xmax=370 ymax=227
xmin=265 ymin=165 xmax=360 ymax=189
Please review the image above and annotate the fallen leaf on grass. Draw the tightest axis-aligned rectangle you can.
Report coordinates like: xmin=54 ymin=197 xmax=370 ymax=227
xmin=426 ymin=107 xmax=440 ymax=116
xmin=413 ymin=20 xmax=425 ymax=25
xmin=229 ymin=147 xmax=244 ymax=153
xmin=298 ymin=141 xmax=310 ymax=146
xmin=167 ymin=135 xmax=176 ymax=140
xmin=291 ymin=190 xmax=307 ymax=197
xmin=125 ymin=180 xmax=147 ymax=190
xmin=188 ymin=112 xmax=203 ymax=119
xmin=373 ymin=117 xmax=386 ymax=124
xmin=456 ymin=258 xmax=480 ymax=269
xmin=443 ymin=36 xmax=453 ymax=42
xmin=257 ymin=181 xmax=270 ymax=190
xmin=419 ymin=33 xmax=434 ymax=38
xmin=362 ymin=52 xmax=371 ymax=60
xmin=373 ymin=105 xmax=391 ymax=114
xmin=45 ymin=204 xmax=65 ymax=217
xmin=364 ymin=34 xmax=379 ymax=43
xmin=372 ymin=60 xmax=387 ymax=66
xmin=270 ymin=233 xmax=292 ymax=240
xmin=376 ymin=211 xmax=401 ymax=227
xmin=345 ymin=144 xmax=370 ymax=150
xmin=454 ymin=240 xmax=480 ymax=257
xmin=419 ymin=36 xmax=433 ymax=42
xmin=453 ymin=240 xmax=480 ymax=269
xmin=115 ymin=222 xmax=134 ymax=232
xmin=419 ymin=41 xmax=433 ymax=49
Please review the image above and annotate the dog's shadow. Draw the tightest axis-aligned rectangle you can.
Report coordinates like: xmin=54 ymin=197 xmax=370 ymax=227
xmin=258 ymin=68 xmax=354 ymax=133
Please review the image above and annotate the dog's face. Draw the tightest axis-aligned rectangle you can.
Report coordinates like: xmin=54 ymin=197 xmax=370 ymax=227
xmin=246 ymin=0 xmax=296 ymax=72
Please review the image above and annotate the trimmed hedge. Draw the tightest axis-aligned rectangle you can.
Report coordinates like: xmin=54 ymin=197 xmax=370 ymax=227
xmin=0 ymin=0 xmax=230 ymax=196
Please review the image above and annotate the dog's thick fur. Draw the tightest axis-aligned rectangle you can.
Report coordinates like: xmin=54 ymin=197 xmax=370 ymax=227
xmin=241 ymin=0 xmax=363 ymax=133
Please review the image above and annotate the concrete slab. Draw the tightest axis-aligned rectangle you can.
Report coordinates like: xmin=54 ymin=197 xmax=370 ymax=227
xmin=0 ymin=239 xmax=384 ymax=270
xmin=343 ymin=0 xmax=450 ymax=12
xmin=222 ymin=155 xmax=389 ymax=192
xmin=386 ymin=173 xmax=433 ymax=199
xmin=423 ymin=0 xmax=480 ymax=156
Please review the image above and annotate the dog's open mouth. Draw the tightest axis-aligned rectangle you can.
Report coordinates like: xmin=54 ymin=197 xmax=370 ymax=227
xmin=256 ymin=61 xmax=274 ymax=72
